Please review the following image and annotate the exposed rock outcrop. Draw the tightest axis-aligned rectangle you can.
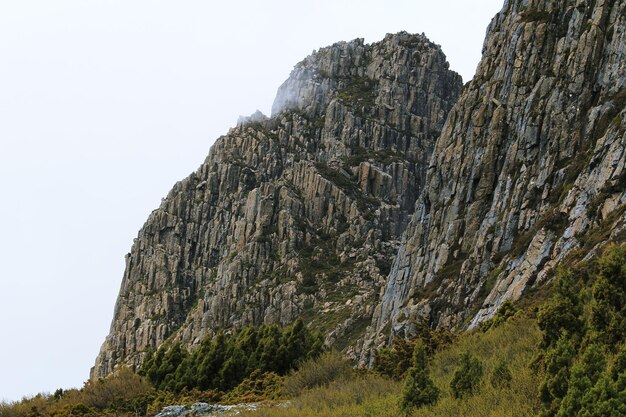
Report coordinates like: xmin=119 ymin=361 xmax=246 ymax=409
xmin=154 ymin=403 xmax=257 ymax=417
xmin=95 ymin=0 xmax=626 ymax=377
xmin=92 ymin=32 xmax=462 ymax=378
xmin=364 ymin=0 xmax=626 ymax=362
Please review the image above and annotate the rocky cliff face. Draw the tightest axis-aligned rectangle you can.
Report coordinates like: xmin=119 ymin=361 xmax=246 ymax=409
xmin=92 ymin=33 xmax=462 ymax=378
xmin=363 ymin=0 xmax=626 ymax=362
xmin=95 ymin=0 xmax=626 ymax=377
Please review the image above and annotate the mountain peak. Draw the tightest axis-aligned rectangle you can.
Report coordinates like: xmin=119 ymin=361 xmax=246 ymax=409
xmin=92 ymin=31 xmax=462 ymax=379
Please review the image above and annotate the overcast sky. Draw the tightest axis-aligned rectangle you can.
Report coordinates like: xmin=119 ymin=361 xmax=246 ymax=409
xmin=0 ymin=0 xmax=504 ymax=402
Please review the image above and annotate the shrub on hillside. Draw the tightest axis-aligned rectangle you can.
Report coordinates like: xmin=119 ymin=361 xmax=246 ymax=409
xmin=226 ymin=370 xmax=283 ymax=402
xmin=450 ymin=352 xmax=484 ymax=399
xmin=537 ymin=244 xmax=626 ymax=416
xmin=490 ymin=359 xmax=513 ymax=388
xmin=400 ymin=342 xmax=439 ymax=413
xmin=80 ymin=367 xmax=153 ymax=411
xmin=373 ymin=322 xmax=454 ymax=379
xmin=140 ymin=318 xmax=324 ymax=394
xmin=283 ymin=351 xmax=353 ymax=397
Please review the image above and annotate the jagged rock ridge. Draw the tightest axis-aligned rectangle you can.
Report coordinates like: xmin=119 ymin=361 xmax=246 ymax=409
xmin=92 ymin=32 xmax=462 ymax=378
xmin=364 ymin=0 xmax=626 ymax=362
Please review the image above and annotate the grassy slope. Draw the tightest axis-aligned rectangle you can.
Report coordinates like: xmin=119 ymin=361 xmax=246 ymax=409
xmin=245 ymin=315 xmax=542 ymax=417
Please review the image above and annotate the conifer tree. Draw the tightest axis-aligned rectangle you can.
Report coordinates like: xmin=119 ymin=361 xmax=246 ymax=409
xmin=159 ymin=342 xmax=188 ymax=390
xmin=590 ymin=245 xmax=626 ymax=347
xmin=538 ymin=270 xmax=584 ymax=348
xmin=400 ymin=341 xmax=439 ymax=413
xmin=198 ymin=331 xmax=227 ymax=390
xmin=450 ymin=351 xmax=484 ymax=399
xmin=219 ymin=346 xmax=247 ymax=390
xmin=539 ymin=333 xmax=576 ymax=414
xmin=258 ymin=324 xmax=281 ymax=372
xmin=556 ymin=344 xmax=606 ymax=417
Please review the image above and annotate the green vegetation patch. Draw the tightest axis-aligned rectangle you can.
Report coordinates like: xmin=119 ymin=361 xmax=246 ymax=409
xmin=519 ymin=10 xmax=554 ymax=23
xmin=342 ymin=146 xmax=404 ymax=169
xmin=536 ymin=244 xmax=626 ymax=416
xmin=140 ymin=319 xmax=323 ymax=393
xmin=315 ymin=162 xmax=380 ymax=215
xmin=336 ymin=76 xmax=377 ymax=107
xmin=336 ymin=76 xmax=378 ymax=118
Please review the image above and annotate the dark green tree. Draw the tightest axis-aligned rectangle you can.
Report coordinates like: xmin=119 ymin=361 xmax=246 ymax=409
xmin=219 ymin=345 xmax=248 ymax=391
xmin=278 ymin=318 xmax=308 ymax=373
xmin=490 ymin=359 xmax=513 ymax=388
xmin=538 ymin=270 xmax=584 ymax=348
xmin=539 ymin=333 xmax=576 ymax=414
xmin=590 ymin=245 xmax=626 ymax=347
xmin=158 ymin=342 xmax=188 ymax=390
xmin=400 ymin=342 xmax=439 ymax=413
xmin=197 ymin=331 xmax=228 ymax=390
xmin=172 ymin=351 xmax=199 ymax=392
xmin=537 ymin=245 xmax=626 ymax=416
xmin=450 ymin=351 xmax=484 ymax=399
xmin=138 ymin=318 xmax=325 ymax=394
xmin=257 ymin=324 xmax=281 ymax=372
xmin=53 ymin=388 xmax=64 ymax=400
xmin=556 ymin=344 xmax=606 ymax=416
xmin=235 ymin=327 xmax=261 ymax=374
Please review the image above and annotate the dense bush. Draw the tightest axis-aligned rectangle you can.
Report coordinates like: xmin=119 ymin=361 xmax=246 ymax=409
xmin=490 ymin=359 xmax=512 ymax=388
xmin=450 ymin=351 xmax=484 ymax=399
xmin=537 ymin=269 xmax=584 ymax=348
xmin=537 ymin=244 xmax=626 ymax=416
xmin=480 ymin=300 xmax=518 ymax=332
xmin=80 ymin=367 xmax=153 ymax=411
xmin=225 ymin=370 xmax=283 ymax=403
xmin=0 ymin=369 xmax=154 ymax=417
xmin=400 ymin=342 xmax=439 ymax=413
xmin=373 ymin=321 xmax=454 ymax=379
xmin=140 ymin=318 xmax=324 ymax=393
xmin=283 ymin=351 xmax=353 ymax=397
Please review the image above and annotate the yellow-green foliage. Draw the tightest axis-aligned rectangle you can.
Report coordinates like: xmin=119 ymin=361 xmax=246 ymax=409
xmin=245 ymin=374 xmax=403 ymax=417
xmin=224 ymin=370 xmax=283 ymax=403
xmin=0 ymin=368 xmax=154 ymax=417
xmin=400 ymin=342 xmax=439 ymax=412
xmin=241 ymin=316 xmax=542 ymax=417
xmin=283 ymin=351 xmax=353 ymax=397
xmin=410 ymin=316 xmax=542 ymax=417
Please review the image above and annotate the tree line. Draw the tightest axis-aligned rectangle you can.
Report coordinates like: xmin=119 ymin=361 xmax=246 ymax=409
xmin=139 ymin=318 xmax=324 ymax=393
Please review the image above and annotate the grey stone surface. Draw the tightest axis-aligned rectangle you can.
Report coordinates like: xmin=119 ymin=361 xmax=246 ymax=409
xmin=154 ymin=403 xmax=257 ymax=417
xmin=364 ymin=0 xmax=626 ymax=364
xmin=93 ymin=0 xmax=626 ymax=376
xmin=92 ymin=32 xmax=462 ymax=378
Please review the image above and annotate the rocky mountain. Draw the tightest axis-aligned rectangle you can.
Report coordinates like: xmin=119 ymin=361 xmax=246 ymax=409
xmin=363 ymin=0 xmax=626 ymax=363
xmin=92 ymin=32 xmax=462 ymax=378
xmin=94 ymin=0 xmax=626 ymax=378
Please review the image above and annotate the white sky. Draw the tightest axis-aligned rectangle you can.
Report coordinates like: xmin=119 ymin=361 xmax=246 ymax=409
xmin=0 ymin=0 xmax=503 ymax=402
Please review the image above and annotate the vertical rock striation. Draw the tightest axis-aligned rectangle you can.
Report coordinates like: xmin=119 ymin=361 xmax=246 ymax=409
xmin=365 ymin=0 xmax=626 ymax=362
xmin=92 ymin=32 xmax=462 ymax=378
